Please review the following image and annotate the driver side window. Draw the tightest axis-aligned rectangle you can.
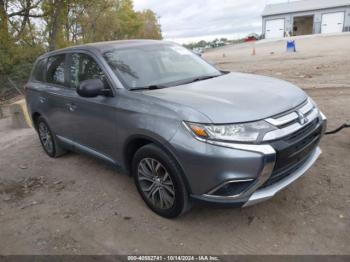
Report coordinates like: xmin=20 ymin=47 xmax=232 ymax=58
xmin=70 ymin=53 xmax=109 ymax=89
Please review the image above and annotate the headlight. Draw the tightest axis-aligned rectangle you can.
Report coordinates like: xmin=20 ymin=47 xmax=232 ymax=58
xmin=184 ymin=121 xmax=276 ymax=143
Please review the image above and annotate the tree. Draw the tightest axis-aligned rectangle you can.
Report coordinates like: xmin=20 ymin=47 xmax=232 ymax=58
xmin=0 ymin=0 xmax=10 ymax=42
xmin=0 ymin=0 xmax=45 ymax=79
xmin=42 ymin=0 xmax=67 ymax=50
xmin=136 ymin=9 xmax=161 ymax=40
xmin=115 ymin=0 xmax=141 ymax=39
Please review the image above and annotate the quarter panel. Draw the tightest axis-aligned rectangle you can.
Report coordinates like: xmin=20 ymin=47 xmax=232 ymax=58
xmin=25 ymin=82 xmax=48 ymax=123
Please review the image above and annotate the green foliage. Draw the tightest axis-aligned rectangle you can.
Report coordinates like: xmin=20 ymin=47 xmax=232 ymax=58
xmin=184 ymin=40 xmax=208 ymax=50
xmin=183 ymin=37 xmax=247 ymax=50
xmin=137 ymin=9 xmax=162 ymax=40
xmin=0 ymin=0 xmax=162 ymax=101
xmin=116 ymin=0 xmax=142 ymax=39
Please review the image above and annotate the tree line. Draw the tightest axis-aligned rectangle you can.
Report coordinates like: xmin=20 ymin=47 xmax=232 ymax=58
xmin=0 ymin=0 xmax=162 ymax=101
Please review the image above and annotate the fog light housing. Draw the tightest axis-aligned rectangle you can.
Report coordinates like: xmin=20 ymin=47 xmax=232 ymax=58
xmin=208 ymin=180 xmax=254 ymax=197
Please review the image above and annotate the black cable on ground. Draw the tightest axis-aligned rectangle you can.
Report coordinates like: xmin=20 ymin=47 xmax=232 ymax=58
xmin=325 ymin=123 xmax=350 ymax=135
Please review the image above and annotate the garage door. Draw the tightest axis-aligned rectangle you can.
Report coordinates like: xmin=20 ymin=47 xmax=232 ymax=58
xmin=321 ymin=12 xmax=345 ymax=34
xmin=265 ymin=19 xmax=285 ymax=39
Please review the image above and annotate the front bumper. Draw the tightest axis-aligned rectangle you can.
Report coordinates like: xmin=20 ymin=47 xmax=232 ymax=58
xmin=170 ymin=105 xmax=327 ymax=207
xmin=190 ymin=146 xmax=322 ymax=207
xmin=243 ymin=146 xmax=321 ymax=207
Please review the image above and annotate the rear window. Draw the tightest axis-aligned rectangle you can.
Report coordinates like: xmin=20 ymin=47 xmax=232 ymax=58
xmin=46 ymin=54 xmax=66 ymax=86
xmin=32 ymin=59 xmax=46 ymax=82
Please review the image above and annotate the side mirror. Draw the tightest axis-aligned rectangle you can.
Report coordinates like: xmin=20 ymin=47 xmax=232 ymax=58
xmin=77 ymin=79 xmax=105 ymax=98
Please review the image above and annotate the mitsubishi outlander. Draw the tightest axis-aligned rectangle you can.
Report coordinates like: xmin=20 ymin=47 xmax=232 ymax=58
xmin=25 ymin=40 xmax=327 ymax=218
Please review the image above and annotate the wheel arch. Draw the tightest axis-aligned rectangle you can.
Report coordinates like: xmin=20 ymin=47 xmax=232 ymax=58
xmin=123 ymin=134 xmax=192 ymax=194
xmin=32 ymin=112 xmax=42 ymax=130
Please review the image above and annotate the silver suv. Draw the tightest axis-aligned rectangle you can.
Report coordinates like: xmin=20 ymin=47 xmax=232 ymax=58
xmin=25 ymin=40 xmax=327 ymax=218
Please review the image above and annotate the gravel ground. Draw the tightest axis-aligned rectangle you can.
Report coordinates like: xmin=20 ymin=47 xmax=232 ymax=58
xmin=0 ymin=34 xmax=349 ymax=255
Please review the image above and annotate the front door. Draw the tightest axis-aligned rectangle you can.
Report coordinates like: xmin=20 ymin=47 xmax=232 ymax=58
xmin=67 ymin=52 xmax=118 ymax=161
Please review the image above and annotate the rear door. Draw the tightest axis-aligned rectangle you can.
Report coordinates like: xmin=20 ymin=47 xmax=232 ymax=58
xmin=321 ymin=12 xmax=345 ymax=34
xmin=67 ymin=52 xmax=118 ymax=160
xmin=265 ymin=19 xmax=285 ymax=39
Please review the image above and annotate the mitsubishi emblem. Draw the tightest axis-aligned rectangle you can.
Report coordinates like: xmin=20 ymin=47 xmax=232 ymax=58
xmin=297 ymin=111 xmax=308 ymax=125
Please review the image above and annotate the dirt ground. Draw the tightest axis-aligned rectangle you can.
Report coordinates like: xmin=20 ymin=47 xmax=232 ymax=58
xmin=204 ymin=33 xmax=350 ymax=90
xmin=0 ymin=34 xmax=349 ymax=255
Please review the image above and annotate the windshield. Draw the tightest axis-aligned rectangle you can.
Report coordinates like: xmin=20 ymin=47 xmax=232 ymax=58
xmin=103 ymin=43 xmax=221 ymax=89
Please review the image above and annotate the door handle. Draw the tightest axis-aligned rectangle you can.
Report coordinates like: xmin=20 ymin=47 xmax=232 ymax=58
xmin=66 ymin=103 xmax=77 ymax=112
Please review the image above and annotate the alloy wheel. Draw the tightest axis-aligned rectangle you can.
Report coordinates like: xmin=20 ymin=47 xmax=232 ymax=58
xmin=38 ymin=122 xmax=54 ymax=154
xmin=137 ymin=158 xmax=176 ymax=210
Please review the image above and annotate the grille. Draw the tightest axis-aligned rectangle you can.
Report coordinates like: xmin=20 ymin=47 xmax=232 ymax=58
xmin=261 ymin=155 xmax=310 ymax=188
xmin=261 ymin=121 xmax=322 ymax=188
xmin=285 ymin=118 xmax=319 ymax=142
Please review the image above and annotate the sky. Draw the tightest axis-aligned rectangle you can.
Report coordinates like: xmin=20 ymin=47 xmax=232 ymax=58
xmin=133 ymin=0 xmax=297 ymax=44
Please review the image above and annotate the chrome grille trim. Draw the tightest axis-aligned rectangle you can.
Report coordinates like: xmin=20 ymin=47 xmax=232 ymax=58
xmin=266 ymin=99 xmax=314 ymax=127
xmin=299 ymin=100 xmax=314 ymax=115
xmin=265 ymin=112 xmax=298 ymax=126
xmin=263 ymin=99 xmax=320 ymax=141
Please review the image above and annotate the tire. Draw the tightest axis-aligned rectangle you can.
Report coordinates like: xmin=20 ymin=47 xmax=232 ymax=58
xmin=132 ymin=144 xmax=191 ymax=218
xmin=36 ymin=116 xmax=67 ymax=158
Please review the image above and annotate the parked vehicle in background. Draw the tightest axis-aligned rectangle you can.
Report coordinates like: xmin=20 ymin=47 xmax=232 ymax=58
xmin=25 ymin=40 xmax=327 ymax=218
xmin=192 ymin=47 xmax=204 ymax=56
xmin=245 ymin=33 xmax=260 ymax=42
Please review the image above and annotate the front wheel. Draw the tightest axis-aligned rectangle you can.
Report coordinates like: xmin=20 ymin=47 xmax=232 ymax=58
xmin=132 ymin=144 xmax=191 ymax=218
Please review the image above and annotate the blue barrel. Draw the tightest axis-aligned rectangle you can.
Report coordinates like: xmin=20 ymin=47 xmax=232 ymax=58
xmin=286 ymin=40 xmax=296 ymax=52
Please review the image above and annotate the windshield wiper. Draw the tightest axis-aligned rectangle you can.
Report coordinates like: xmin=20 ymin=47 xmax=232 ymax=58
xmin=130 ymin=85 xmax=166 ymax=91
xmin=174 ymin=74 xmax=222 ymax=86
xmin=130 ymin=74 xmax=222 ymax=91
xmin=190 ymin=75 xmax=221 ymax=82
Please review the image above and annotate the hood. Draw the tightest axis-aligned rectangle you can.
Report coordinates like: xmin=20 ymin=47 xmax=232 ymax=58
xmin=144 ymin=72 xmax=307 ymax=123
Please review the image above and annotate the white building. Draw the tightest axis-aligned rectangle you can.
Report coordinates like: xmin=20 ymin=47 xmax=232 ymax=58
xmin=262 ymin=0 xmax=350 ymax=38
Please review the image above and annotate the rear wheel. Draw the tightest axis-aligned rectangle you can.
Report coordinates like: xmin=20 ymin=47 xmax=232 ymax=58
xmin=36 ymin=117 xmax=67 ymax=158
xmin=132 ymin=144 xmax=191 ymax=218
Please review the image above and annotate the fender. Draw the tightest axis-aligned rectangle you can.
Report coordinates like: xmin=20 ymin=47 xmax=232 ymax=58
xmin=122 ymin=133 xmax=193 ymax=194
